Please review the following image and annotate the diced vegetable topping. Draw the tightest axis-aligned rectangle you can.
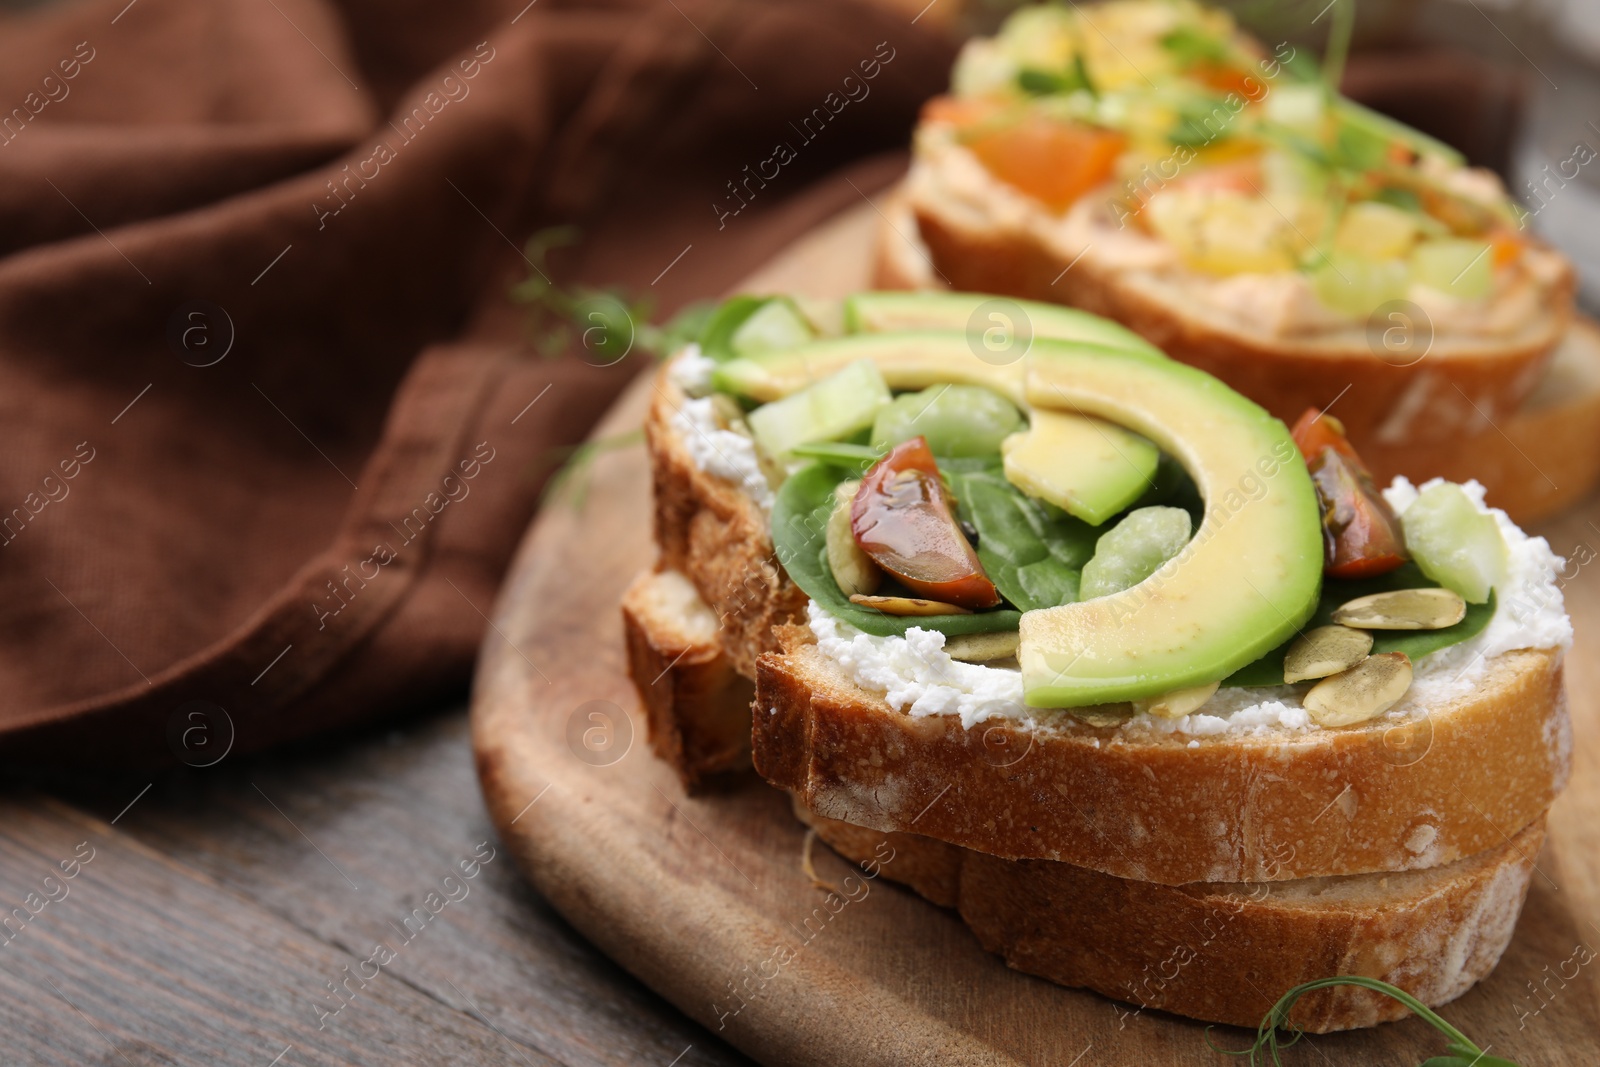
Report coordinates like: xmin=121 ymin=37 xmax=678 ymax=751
xmin=746 ymin=358 xmax=890 ymax=461
xmin=1078 ymin=505 xmax=1193 ymax=599
xmin=826 ymin=480 xmax=880 ymax=599
xmin=1399 ymin=482 xmax=1508 ymax=603
xmin=930 ymin=0 xmax=1524 ymax=310
xmin=850 ymin=437 xmax=1002 ymax=610
xmin=729 ymin=297 xmax=817 ymax=356
xmin=1292 ymin=409 xmax=1407 ymax=579
xmin=1411 ymin=238 xmax=1494 ymax=300
xmin=870 ymin=385 xmax=1025 ymax=458
xmin=963 ymin=112 xmax=1125 ymax=211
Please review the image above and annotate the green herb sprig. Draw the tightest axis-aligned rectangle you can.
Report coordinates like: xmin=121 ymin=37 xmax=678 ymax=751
xmin=1206 ymin=976 xmax=1522 ymax=1066
xmin=510 ymin=226 xmax=713 ymax=363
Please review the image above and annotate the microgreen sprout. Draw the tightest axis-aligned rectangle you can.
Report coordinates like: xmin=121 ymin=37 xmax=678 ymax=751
xmin=1205 ymin=976 xmax=1522 ymax=1067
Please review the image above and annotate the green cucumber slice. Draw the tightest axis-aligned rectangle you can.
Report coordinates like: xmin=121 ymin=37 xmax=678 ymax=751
xmin=730 ymin=297 xmax=816 ymax=356
xmin=1079 ymin=506 xmax=1193 ymax=600
xmin=746 ymin=359 xmax=890 ymax=461
xmin=871 ymin=385 xmax=1025 ymax=458
xmin=1411 ymin=239 xmax=1493 ymax=301
xmin=1400 ymin=482 xmax=1507 ymax=603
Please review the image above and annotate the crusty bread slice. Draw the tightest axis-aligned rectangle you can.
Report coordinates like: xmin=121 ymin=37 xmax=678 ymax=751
xmin=645 ymin=374 xmax=807 ymax=682
xmin=899 ymin=143 xmax=1576 ymax=451
xmin=644 ymin=362 xmax=1569 ymax=881
xmin=619 ymin=568 xmax=1546 ymax=1031
xmin=621 ymin=569 xmax=754 ymax=787
xmin=875 ymin=181 xmax=1600 ymax=525
xmin=792 ymin=793 xmax=1545 ymax=1034
xmin=754 ymin=633 xmax=1568 ymax=886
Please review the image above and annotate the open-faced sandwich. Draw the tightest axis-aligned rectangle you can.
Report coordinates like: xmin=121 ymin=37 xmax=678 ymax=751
xmin=624 ymin=289 xmax=1572 ymax=1032
xmin=876 ymin=0 xmax=1600 ymax=524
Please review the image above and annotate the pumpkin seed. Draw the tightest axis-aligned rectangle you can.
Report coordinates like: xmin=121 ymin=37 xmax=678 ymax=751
xmin=1066 ymin=704 xmax=1135 ymax=728
xmin=1133 ymin=680 xmax=1220 ymax=719
xmin=1303 ymin=652 xmax=1413 ymax=727
xmin=945 ymin=631 xmax=1020 ymax=663
xmin=848 ymin=594 xmax=971 ymax=616
xmin=709 ymin=393 xmax=748 ymax=431
xmin=1284 ymin=625 xmax=1374 ymax=683
xmin=826 ymin=481 xmax=880 ymax=598
xmin=1331 ymin=588 xmax=1466 ymax=630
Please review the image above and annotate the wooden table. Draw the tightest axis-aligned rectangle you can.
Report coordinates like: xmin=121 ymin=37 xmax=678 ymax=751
xmin=6 ymin=200 xmax=1598 ymax=1066
xmin=0 ymin=708 xmax=753 ymax=1066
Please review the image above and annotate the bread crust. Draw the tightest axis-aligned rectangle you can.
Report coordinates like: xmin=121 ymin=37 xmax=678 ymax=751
xmin=619 ymin=561 xmax=1546 ymax=1030
xmin=794 ymin=796 xmax=1544 ymax=1033
xmin=621 ymin=570 xmax=754 ymax=787
xmin=754 ymin=638 xmax=1569 ymax=885
xmin=876 ymin=181 xmax=1600 ymax=524
xmin=645 ymin=372 xmax=808 ymax=680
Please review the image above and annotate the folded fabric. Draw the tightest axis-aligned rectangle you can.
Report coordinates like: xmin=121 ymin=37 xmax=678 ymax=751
xmin=0 ymin=0 xmax=955 ymax=766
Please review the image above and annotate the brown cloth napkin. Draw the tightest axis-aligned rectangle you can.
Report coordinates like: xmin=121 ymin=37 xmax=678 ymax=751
xmin=0 ymin=0 xmax=957 ymax=767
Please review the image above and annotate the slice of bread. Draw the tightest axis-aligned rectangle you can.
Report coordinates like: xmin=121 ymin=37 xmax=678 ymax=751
xmin=644 ymin=361 xmax=1569 ymax=881
xmin=899 ymin=142 xmax=1576 ymax=452
xmin=792 ymin=793 xmax=1545 ymax=1034
xmin=755 ymin=633 xmax=1567 ymax=885
xmin=875 ymin=181 xmax=1600 ymax=525
xmin=622 ymin=569 xmax=754 ymax=787
xmin=645 ymin=375 xmax=807 ymax=682
xmin=620 ymin=562 xmax=1547 ymax=1031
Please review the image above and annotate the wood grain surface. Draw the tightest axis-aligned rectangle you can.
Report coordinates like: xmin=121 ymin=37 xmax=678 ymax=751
xmin=472 ymin=200 xmax=1600 ymax=1067
xmin=2 ymin=715 xmax=752 ymax=1065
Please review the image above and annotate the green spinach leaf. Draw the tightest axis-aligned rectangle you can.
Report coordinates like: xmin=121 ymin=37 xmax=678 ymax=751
xmin=941 ymin=459 xmax=1097 ymax=612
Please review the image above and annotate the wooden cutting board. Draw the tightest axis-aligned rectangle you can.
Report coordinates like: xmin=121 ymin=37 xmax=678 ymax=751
xmin=471 ymin=201 xmax=1600 ymax=1066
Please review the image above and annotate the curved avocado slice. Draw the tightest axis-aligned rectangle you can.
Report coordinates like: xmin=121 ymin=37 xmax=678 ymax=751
xmin=713 ymin=331 xmax=1033 ymax=404
xmin=842 ymin=291 xmax=1165 ymax=358
xmin=1019 ymin=346 xmax=1323 ymax=707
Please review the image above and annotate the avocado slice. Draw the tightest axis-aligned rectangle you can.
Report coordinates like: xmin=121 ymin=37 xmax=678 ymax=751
xmin=713 ymin=332 xmax=1032 ymax=403
xmin=1019 ymin=346 xmax=1323 ymax=707
xmin=1002 ymin=408 xmax=1159 ymax=525
xmin=842 ymin=291 xmax=1166 ymax=358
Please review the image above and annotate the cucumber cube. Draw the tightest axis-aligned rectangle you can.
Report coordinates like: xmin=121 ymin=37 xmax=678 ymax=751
xmin=730 ymin=297 xmax=816 ymax=356
xmin=1411 ymin=239 xmax=1493 ymax=301
xmin=1334 ymin=201 xmax=1420 ymax=260
xmin=746 ymin=359 xmax=891 ymax=461
xmin=1309 ymin=253 xmax=1410 ymax=318
xmin=1400 ymin=482 xmax=1507 ymax=603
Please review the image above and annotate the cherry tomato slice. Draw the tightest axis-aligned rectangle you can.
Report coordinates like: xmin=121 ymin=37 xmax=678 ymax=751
xmin=1190 ymin=62 xmax=1257 ymax=98
xmin=963 ymin=115 xmax=1125 ymax=213
xmin=1290 ymin=409 xmax=1408 ymax=578
xmin=1310 ymin=451 xmax=1408 ymax=578
xmin=1291 ymin=408 xmax=1365 ymax=471
xmin=850 ymin=437 xmax=1001 ymax=610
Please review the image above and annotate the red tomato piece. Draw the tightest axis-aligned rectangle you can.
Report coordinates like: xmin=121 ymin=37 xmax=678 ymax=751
xmin=850 ymin=437 xmax=1002 ymax=611
xmin=1291 ymin=409 xmax=1408 ymax=578
xmin=963 ymin=115 xmax=1125 ymax=212
xmin=1291 ymin=408 xmax=1364 ymax=470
